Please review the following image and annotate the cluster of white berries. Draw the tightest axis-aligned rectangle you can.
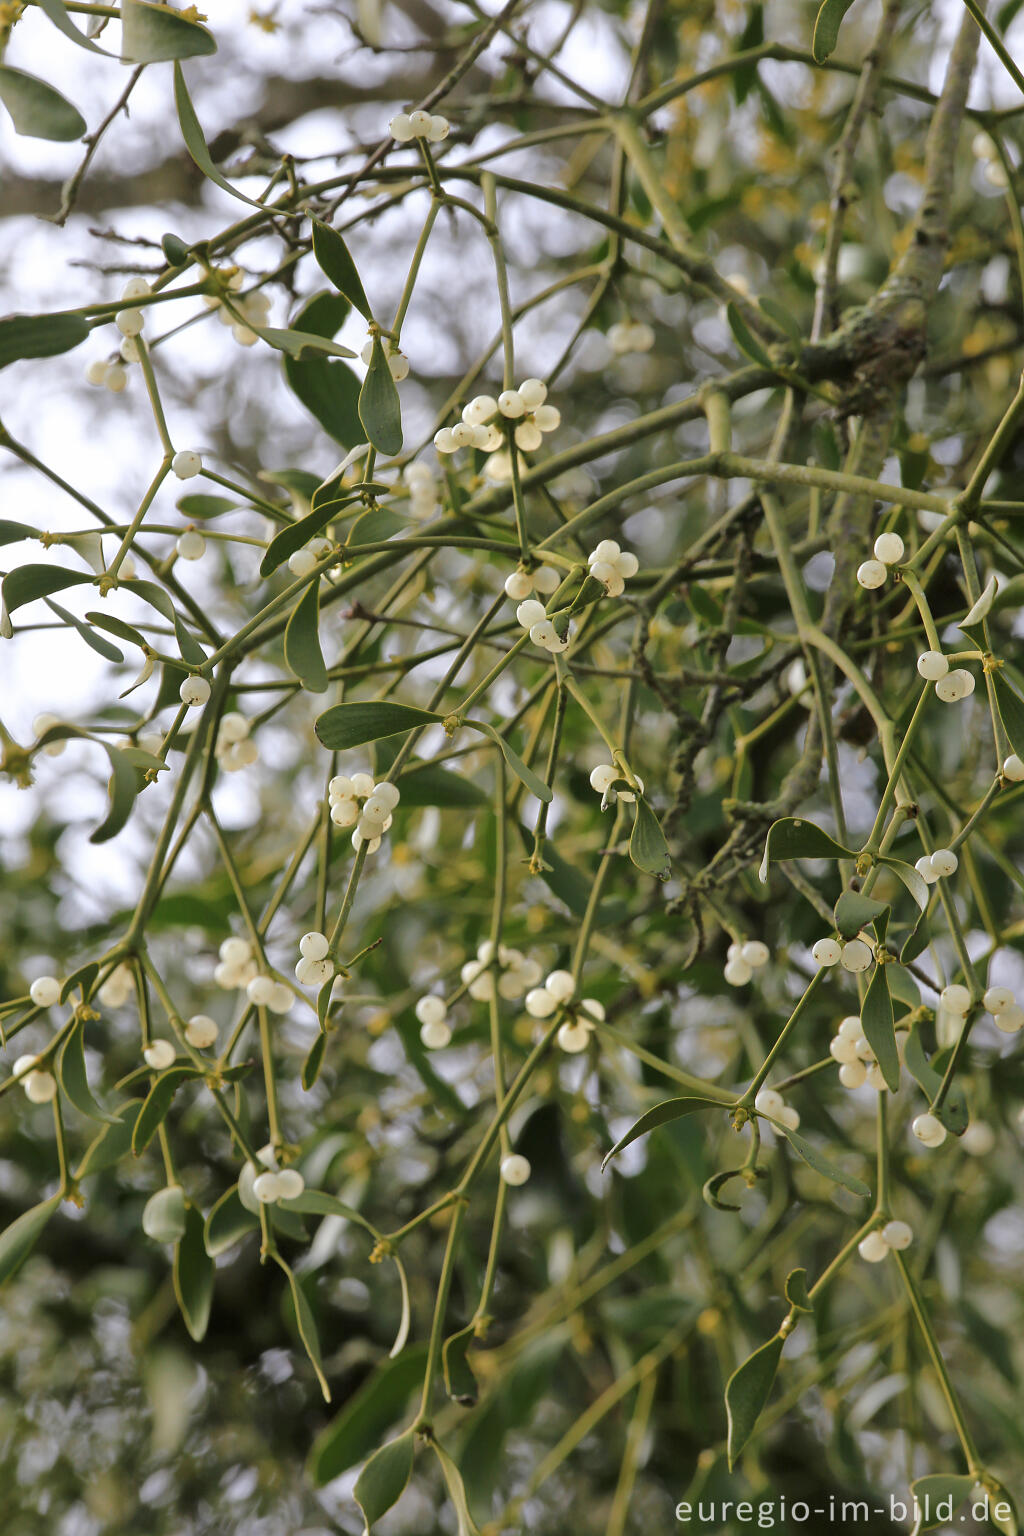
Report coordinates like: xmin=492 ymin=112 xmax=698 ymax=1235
xmin=360 ymin=337 xmax=410 ymax=380
xmin=811 ymin=935 xmax=874 ymax=972
xmin=858 ymin=1220 xmax=913 ymax=1262
xmin=98 ymin=962 xmax=134 ymax=1009
xmin=29 ymin=975 xmax=61 ymax=1009
xmin=172 ymin=450 xmax=203 ymax=481
xmin=504 ymin=564 xmax=561 ymax=602
xmin=523 ymin=970 xmax=605 ymax=1052
xmin=500 ymin=1153 xmax=531 ymax=1186
xmin=589 ymin=762 xmax=644 ymax=807
xmin=11 ymin=1054 xmax=57 ymax=1103
xmin=607 ymin=320 xmax=655 ymax=354
xmin=414 ymin=994 xmax=451 ymax=1050
xmin=389 ymin=109 xmax=449 ymax=143
xmin=180 ymin=675 xmax=212 ymax=708
xmin=434 ymin=381 xmax=560 ymax=459
xmin=461 ymin=941 xmax=542 ymax=1001
xmin=215 ymin=712 xmax=259 ymax=772
xmin=244 ymin=973 xmax=295 ymax=1014
xmin=829 ymin=1016 xmax=888 ymax=1091
xmin=915 ymin=650 xmax=977 ymax=703
xmin=176 ymin=527 xmax=206 ymax=562
xmin=328 ymin=774 xmax=400 ymax=854
xmin=856 ymin=531 xmax=905 ymax=589
xmin=294 ymin=931 xmax=334 ymax=990
xmin=586 ymin=541 xmax=638 ymax=597
xmin=753 ymin=1087 xmax=800 ymax=1131
xmin=288 ymin=537 xmax=332 ymax=579
xmin=204 ymin=279 xmax=272 ymax=348
xmin=403 ymin=462 xmax=439 ymax=521
xmin=723 ymin=939 xmax=770 ymax=988
xmin=239 ymin=1144 xmax=305 ymax=1209
xmin=914 ymin=846 xmax=958 ymax=884
xmin=84 ymin=278 xmax=153 ymax=390
xmin=32 ymin=714 xmax=67 ymax=758
xmin=515 ymin=597 xmax=570 ymax=654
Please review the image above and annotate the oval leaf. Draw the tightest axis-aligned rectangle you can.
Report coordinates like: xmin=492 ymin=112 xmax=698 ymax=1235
xmin=0 ymin=312 xmax=89 ymax=370
xmin=307 ymin=1344 xmax=428 ymax=1485
xmin=358 ymin=335 xmax=403 ymax=457
xmin=284 ymin=579 xmax=328 ymax=693
xmin=203 ymin=1184 xmax=259 ymax=1257
xmin=994 ymin=675 xmax=1024 ymax=759
xmin=173 ymin=1201 xmax=214 ymax=1341
xmin=275 ymin=1255 xmax=331 ymax=1401
xmin=260 ymin=494 xmax=358 ymax=576
xmin=58 ymin=1018 xmax=117 ymax=1123
xmin=880 ymin=856 xmax=931 ymax=912
xmin=432 ymin=1441 xmax=482 ymax=1536
xmin=602 ymin=1096 xmax=724 ymax=1171
xmin=834 ymin=889 xmax=889 ymax=938
xmin=0 ymin=1194 xmax=62 ymax=1285
xmin=121 ymin=0 xmax=216 ymax=62
xmin=630 ymin=796 xmax=671 ymax=880
xmin=354 ymin=1430 xmax=416 ymax=1532
xmin=469 ymin=719 xmax=553 ymax=803
xmin=132 ymin=1065 xmax=200 ymax=1155
xmin=784 ymin=1267 xmax=813 ymax=1313
xmin=726 ymin=1333 xmax=784 ymax=1467
xmin=0 ymin=65 xmax=85 ymax=141
xmin=769 ymin=1118 xmax=871 ymax=1198
xmin=315 ymin=699 xmax=443 ymax=752
xmin=860 ymin=963 xmax=899 ymax=1092
xmin=812 ymin=0 xmax=858 ymax=63
xmin=1 ymin=563 xmax=92 ymax=614
xmin=902 ymin=1023 xmax=969 ymax=1135
xmin=311 ymin=220 xmax=372 ymax=321
xmin=442 ymin=1323 xmax=479 ymax=1405
xmin=75 ymin=1102 xmax=143 ymax=1179
xmin=173 ymin=63 xmax=262 ymax=209
xmin=909 ymin=1474 xmax=976 ymax=1533
xmin=725 ymin=300 xmax=772 ymax=368
xmin=758 ymin=817 xmax=853 ymax=883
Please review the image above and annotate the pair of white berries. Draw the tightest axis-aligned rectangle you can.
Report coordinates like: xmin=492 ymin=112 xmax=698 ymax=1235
xmin=830 ymin=1016 xmax=888 ymax=1091
xmin=753 ymin=1087 xmax=800 ymax=1130
xmin=607 ymin=320 xmax=655 ymax=355
xmin=504 ymin=564 xmax=561 ymax=602
xmin=360 ymin=337 xmax=410 ymax=380
xmin=295 ymin=930 xmax=335 ymax=990
xmin=180 ymin=675 xmax=212 ymax=708
xmin=414 ymin=994 xmax=451 ymax=1049
xmin=245 ymin=974 xmax=295 ymax=1014
xmin=461 ymin=941 xmax=542 ymax=1002
xmin=723 ymin=940 xmax=770 ymax=988
xmin=85 ymin=358 xmax=129 ymax=392
xmin=980 ymin=983 xmax=1024 ymax=1034
xmin=515 ymin=598 xmax=570 ymax=654
xmin=914 ymin=846 xmax=958 ymax=883
xmin=215 ymin=712 xmax=259 ymax=772
xmin=856 ymin=531 xmax=905 ymax=589
xmin=403 ymin=462 xmax=438 ymax=521
xmin=239 ymin=1144 xmax=305 ymax=1209
xmin=328 ymin=775 xmax=400 ymax=855
xmin=214 ymin=935 xmax=259 ymax=992
xmin=288 ymin=536 xmax=332 ymax=579
xmin=811 ymin=936 xmax=874 ymax=972
xmin=589 ymin=762 xmax=644 ymax=807
xmin=29 ymin=975 xmax=61 ymax=1009
xmin=586 ymin=540 xmax=638 ymax=598
xmin=389 ymin=109 xmax=449 ymax=143
xmin=915 ymin=650 xmax=977 ymax=702
xmin=12 ymin=1055 xmax=57 ymax=1103
xmin=858 ymin=1221 xmax=912 ymax=1262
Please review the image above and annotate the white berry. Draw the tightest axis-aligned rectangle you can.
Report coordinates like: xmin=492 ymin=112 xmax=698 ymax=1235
xmin=500 ymin=1154 xmax=531 ymax=1186
xmin=858 ymin=1231 xmax=889 ymax=1263
xmin=143 ymin=1039 xmax=176 ymax=1071
xmin=1002 ymin=754 xmax=1024 ymax=781
xmin=940 ymin=983 xmax=971 ymax=1015
xmin=180 ymin=676 xmax=211 ymax=707
xmin=415 ymin=995 xmax=446 ymax=1026
xmin=840 ymin=939 xmax=873 ymax=973
xmin=176 ymin=530 xmax=206 ymax=561
xmin=881 ymin=1219 xmax=912 ymax=1250
xmin=912 ymin=1112 xmax=947 ymax=1148
xmin=812 ymin=938 xmax=842 ymax=967
xmin=917 ymin=650 xmax=948 ymax=681
xmin=929 ymin=848 xmax=958 ymax=877
xmin=184 ymin=1014 xmax=218 ymax=1049
xmin=29 ymin=976 xmax=61 ymax=1008
xmin=856 ymin=560 xmax=887 ymax=589
xmin=873 ymin=532 xmax=905 ymax=565
xmin=300 ymin=932 xmax=329 ymax=962
xmin=171 ymin=450 xmax=202 ymax=480
xmin=421 ymin=1019 xmax=452 ymax=1049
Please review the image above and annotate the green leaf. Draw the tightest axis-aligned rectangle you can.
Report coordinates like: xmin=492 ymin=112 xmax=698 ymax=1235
xmin=173 ymin=1202 xmax=214 ymax=1341
xmin=1 ymin=563 xmax=92 ymax=614
xmin=725 ymin=301 xmax=773 ymax=368
xmin=0 ymin=1194 xmax=62 ymax=1285
xmin=284 ymin=579 xmax=328 ymax=693
xmin=259 ymin=494 xmax=358 ymax=576
xmin=900 ymin=910 xmax=931 ymax=964
xmin=757 ymin=295 xmax=803 ymax=344
xmin=770 ymin=1119 xmax=871 ymax=1198
xmin=994 ymin=674 xmax=1024 ymax=759
xmin=726 ymin=1333 xmax=784 ymax=1467
xmin=432 ymin=1441 xmax=482 ymax=1536
xmin=630 ymin=796 xmax=671 ymax=880
xmin=834 ymin=889 xmax=889 ymax=938
xmin=90 ymin=745 xmax=144 ymax=845
xmin=0 ymin=312 xmax=90 ymax=371
xmin=75 ymin=1102 xmax=142 ymax=1179
xmin=121 ymin=0 xmax=216 ymax=62
xmin=307 ymin=1345 xmax=428 ymax=1484
xmin=601 ymin=1096 xmax=724 ymax=1171
xmin=0 ymin=65 xmax=85 ymax=141
xmin=249 ymin=325 xmax=356 ymax=362
xmin=311 ymin=220 xmax=373 ymax=321
xmin=908 ymin=1474 xmax=975 ymax=1533
xmin=442 ymin=1323 xmax=479 ymax=1405
xmin=960 ymin=574 xmax=998 ymax=633
xmin=35 ymin=0 xmax=115 ymax=54
xmin=176 ymin=494 xmax=238 ymax=518
xmin=812 ymin=0 xmax=858 ymax=63
xmin=346 ymin=506 xmax=407 ymax=547
xmin=395 ymin=763 xmax=487 ymax=808
xmin=161 ymin=231 xmax=190 ymax=266
xmin=45 ymin=597 xmax=124 ymax=663
xmin=315 ymin=699 xmax=443 ymax=752
xmin=860 ymin=963 xmax=899 ymax=1092
xmin=985 ymin=1480 xmax=1019 ymax=1536
xmin=284 ymin=292 xmax=363 ymax=447
xmin=358 ymin=335 xmax=403 ymax=457
xmin=880 ymin=856 xmax=931 ymax=912
xmin=0 ymin=519 xmax=38 ymax=547
xmin=469 ymin=720 xmax=553 ymax=803
xmin=902 ymin=1023 xmax=969 ymax=1135
xmin=60 ymin=959 xmax=100 ymax=1004
xmin=58 ymin=1018 xmax=118 ymax=1123
xmin=132 ymin=1066 xmax=200 ymax=1154
xmin=173 ymin=63 xmax=262 ymax=209
xmin=301 ymin=1030 xmax=328 ymax=1089
xmin=784 ymin=1267 xmax=813 ymax=1313
xmin=276 ymin=1256 xmax=331 ymax=1401
xmin=758 ymin=817 xmax=853 ymax=883
xmin=172 ymin=612 xmax=207 ymax=665
xmin=203 ymin=1184 xmax=258 ymax=1257
xmin=84 ymin=611 xmax=148 ymax=648
xmin=355 ymin=1431 xmax=416 ymax=1533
